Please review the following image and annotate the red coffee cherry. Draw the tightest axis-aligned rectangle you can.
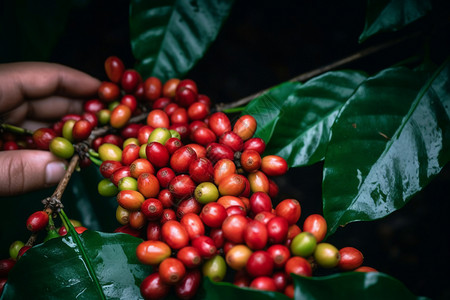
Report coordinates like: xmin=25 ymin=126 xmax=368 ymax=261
xmin=120 ymin=95 xmax=138 ymax=112
xmin=243 ymin=137 xmax=266 ymax=155
xmin=244 ymin=220 xmax=268 ymax=250
xmin=233 ymin=115 xmax=257 ymax=141
xmin=33 ymin=128 xmax=57 ymax=150
xmin=267 ymin=244 xmax=291 ymax=269
xmin=159 ymin=257 xmax=186 ymax=285
xmin=98 ymin=81 xmax=120 ymax=102
xmin=136 ymin=240 xmax=171 ymax=265
xmin=26 ymin=211 xmax=49 ymax=232
xmin=303 ymin=214 xmax=327 ymax=243
xmin=249 ymin=276 xmax=277 ymax=292
xmin=144 ymin=77 xmax=162 ymax=101
xmin=191 ymin=235 xmax=217 ymax=259
xmin=110 ymin=104 xmax=132 ymax=129
xmin=141 ymin=198 xmax=164 ymax=221
xmin=174 ymin=269 xmax=202 ymax=300
xmin=208 ymin=112 xmax=231 ymax=137
xmin=146 ymin=221 xmax=162 ymax=241
xmin=146 ymin=109 xmax=170 ymax=129
xmin=222 ymin=215 xmax=249 ymax=244
xmin=275 ymin=199 xmax=301 ymax=225
xmin=170 ymin=146 xmax=197 ymax=174
xmin=176 ymin=246 xmax=202 ymax=269
xmin=140 ymin=272 xmax=171 ymax=300
xmin=338 ymin=247 xmax=364 ymax=271
xmin=130 ymin=158 xmax=155 ymax=178
xmin=163 ymin=78 xmax=180 ymax=98
xmin=146 ymin=142 xmax=170 ymax=169
xmin=246 ymin=251 xmax=274 ymax=277
xmin=180 ymin=213 xmax=205 ymax=240
xmin=219 ymin=131 xmax=244 ymax=152
xmin=161 ymin=220 xmax=189 ymax=250
xmin=121 ymin=69 xmax=141 ymax=93
xmin=189 ymin=157 xmax=214 ymax=183
xmin=241 ymin=149 xmax=262 ymax=173
xmin=104 ymin=56 xmax=125 ymax=83
xmin=137 ymin=173 xmax=160 ymax=198
xmin=200 ymin=202 xmax=227 ymax=228
xmin=284 ymin=256 xmax=312 ymax=278
xmin=261 ymin=155 xmax=288 ymax=177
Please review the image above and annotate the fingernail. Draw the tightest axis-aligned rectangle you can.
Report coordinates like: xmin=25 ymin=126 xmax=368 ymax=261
xmin=45 ymin=161 xmax=67 ymax=185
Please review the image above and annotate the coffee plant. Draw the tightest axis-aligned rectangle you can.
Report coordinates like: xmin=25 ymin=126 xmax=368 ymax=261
xmin=0 ymin=0 xmax=449 ymax=299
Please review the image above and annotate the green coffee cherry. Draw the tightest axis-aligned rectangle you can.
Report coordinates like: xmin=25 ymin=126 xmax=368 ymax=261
xmin=118 ymin=177 xmax=138 ymax=191
xmin=202 ymin=255 xmax=227 ymax=282
xmin=50 ymin=137 xmax=74 ymax=159
xmin=169 ymin=129 xmax=181 ymax=140
xmin=148 ymin=127 xmax=171 ymax=145
xmin=98 ymin=143 xmax=122 ymax=161
xmin=195 ymin=182 xmax=219 ymax=204
xmin=314 ymin=243 xmax=341 ymax=268
xmin=291 ymin=232 xmax=317 ymax=257
xmin=98 ymin=178 xmax=119 ymax=197
xmin=9 ymin=240 xmax=25 ymax=260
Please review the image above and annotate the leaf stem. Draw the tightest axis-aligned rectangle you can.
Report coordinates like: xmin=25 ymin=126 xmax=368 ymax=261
xmin=0 ymin=123 xmax=33 ymax=135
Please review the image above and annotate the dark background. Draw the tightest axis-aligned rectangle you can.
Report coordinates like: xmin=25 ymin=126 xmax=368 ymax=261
xmin=1 ymin=0 xmax=450 ymax=299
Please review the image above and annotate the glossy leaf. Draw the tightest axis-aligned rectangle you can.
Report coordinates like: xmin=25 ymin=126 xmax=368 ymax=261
xmin=292 ymin=272 xmax=424 ymax=299
xmin=265 ymin=71 xmax=368 ymax=167
xmin=1 ymin=231 xmax=151 ymax=299
xmin=323 ymin=62 xmax=450 ymax=234
xmin=359 ymin=0 xmax=432 ymax=43
xmin=242 ymin=81 xmax=300 ymax=143
xmin=130 ymin=0 xmax=235 ymax=81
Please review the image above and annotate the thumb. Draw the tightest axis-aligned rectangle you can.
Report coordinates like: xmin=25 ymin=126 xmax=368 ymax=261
xmin=0 ymin=150 xmax=68 ymax=196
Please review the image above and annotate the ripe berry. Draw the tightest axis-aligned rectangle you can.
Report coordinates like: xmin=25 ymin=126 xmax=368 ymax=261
xmin=26 ymin=211 xmax=49 ymax=232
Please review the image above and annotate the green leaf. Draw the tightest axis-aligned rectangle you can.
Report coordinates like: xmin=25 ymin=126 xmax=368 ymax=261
xmin=1 ymin=231 xmax=151 ymax=299
xmin=359 ymin=0 xmax=432 ymax=43
xmin=262 ymin=71 xmax=368 ymax=167
xmin=322 ymin=61 xmax=450 ymax=234
xmin=0 ymin=0 xmax=72 ymax=62
xmin=130 ymin=0 xmax=235 ymax=81
xmin=292 ymin=272 xmax=425 ymax=299
xmin=242 ymin=81 xmax=301 ymax=144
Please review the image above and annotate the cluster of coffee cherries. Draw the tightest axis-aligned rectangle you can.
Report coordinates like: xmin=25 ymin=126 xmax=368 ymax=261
xmin=0 ymin=56 xmax=376 ymax=299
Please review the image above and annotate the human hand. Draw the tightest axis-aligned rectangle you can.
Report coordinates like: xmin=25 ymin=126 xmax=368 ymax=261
xmin=0 ymin=62 xmax=101 ymax=196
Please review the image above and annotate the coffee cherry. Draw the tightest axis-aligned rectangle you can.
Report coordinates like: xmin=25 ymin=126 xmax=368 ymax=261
xmin=290 ymin=232 xmax=317 ymax=257
xmin=338 ymin=247 xmax=364 ymax=271
xmin=146 ymin=142 xmax=170 ymax=169
xmin=261 ymin=155 xmax=288 ymax=177
xmin=117 ymin=190 xmax=145 ymax=211
xmin=200 ymin=202 xmax=227 ymax=228
xmin=272 ymin=271 xmax=288 ymax=292
xmin=213 ymin=159 xmax=236 ymax=185
xmin=249 ymin=276 xmax=277 ymax=292
xmin=180 ymin=213 xmax=205 ymax=240
xmin=98 ymin=81 xmax=120 ymax=102
xmin=98 ymin=178 xmax=119 ymax=196
xmin=187 ymin=102 xmax=209 ymax=121
xmin=146 ymin=221 xmax=162 ymax=241
xmin=244 ymin=220 xmax=268 ymax=250
xmin=115 ymin=205 xmax=130 ymax=225
xmin=110 ymin=166 xmax=131 ymax=186
xmin=194 ymin=182 xmax=219 ymax=204
xmin=314 ymin=243 xmax=340 ymax=268
xmin=233 ymin=115 xmax=257 ymax=141
xmin=168 ymin=175 xmax=196 ymax=200
xmin=141 ymin=198 xmax=163 ymax=221
xmin=9 ymin=240 xmax=25 ymax=260
xmin=26 ymin=211 xmax=49 ymax=232
xmin=275 ymin=199 xmax=301 ymax=225
xmin=219 ymin=131 xmax=244 ymax=152
xmin=208 ymin=112 xmax=231 ymax=137
xmin=240 ymin=149 xmax=262 ymax=173
xmin=202 ymin=255 xmax=227 ymax=282
xmin=303 ymin=214 xmax=327 ymax=243
xmin=218 ymin=174 xmax=246 ymax=197
xmin=49 ymin=137 xmax=74 ymax=159
xmin=174 ymin=269 xmax=202 ymax=300
xmin=249 ymin=192 xmax=272 ymax=215
xmin=0 ymin=258 xmax=15 ymax=277
xmin=137 ymin=173 xmax=160 ymax=198
xmin=84 ymin=99 xmax=105 ymax=114
xmin=222 ymin=215 xmax=248 ymax=244
xmin=130 ymin=158 xmax=155 ymax=178
xmin=158 ymin=189 xmax=175 ymax=208
xmin=147 ymin=109 xmax=170 ymax=129
xmin=267 ymin=244 xmax=291 ymax=269
xmin=284 ymin=256 xmax=312 ymax=278
xmin=246 ymin=251 xmax=274 ymax=277
xmin=177 ymin=246 xmax=202 ymax=269
xmin=129 ymin=211 xmax=146 ymax=229
xmin=170 ymin=146 xmax=197 ymax=174
xmin=176 ymin=197 xmax=202 ymax=219
xmin=189 ymin=157 xmax=214 ymax=183
xmin=99 ymin=160 xmax=123 ymax=179
xmin=159 ymin=257 xmax=186 ymax=285
xmin=121 ymin=69 xmax=141 ymax=93
xmin=191 ymin=235 xmax=217 ymax=259
xmin=206 ymin=143 xmax=234 ymax=164
xmin=162 ymin=220 xmax=189 ymax=250
xmin=110 ymin=104 xmax=132 ymax=129
xmin=144 ymin=77 xmax=162 ymax=101
xmin=140 ymin=272 xmax=170 ymax=300
xmin=247 ymin=171 xmax=270 ymax=194
xmin=72 ymin=119 xmax=93 ymax=141
xmin=136 ymin=240 xmax=171 ymax=265
xmin=163 ymin=78 xmax=180 ymax=98
xmin=33 ymin=128 xmax=57 ymax=150
xmin=354 ymin=266 xmax=378 ymax=272
xmin=192 ymin=127 xmax=216 ymax=146
xmin=217 ymin=196 xmax=246 ymax=211
xmin=98 ymin=143 xmax=122 ymax=161
xmin=104 ymin=56 xmax=125 ymax=83
xmin=122 ymin=144 xmax=140 ymax=166
xmin=266 ymin=216 xmax=289 ymax=244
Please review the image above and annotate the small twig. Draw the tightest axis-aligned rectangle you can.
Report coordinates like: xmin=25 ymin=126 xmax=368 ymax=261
xmin=215 ymin=31 xmax=424 ymax=111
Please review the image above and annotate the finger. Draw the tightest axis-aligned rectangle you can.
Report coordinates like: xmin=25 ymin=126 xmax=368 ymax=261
xmin=3 ymin=96 xmax=84 ymax=125
xmin=0 ymin=150 xmax=68 ymax=196
xmin=0 ymin=62 xmax=100 ymax=114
